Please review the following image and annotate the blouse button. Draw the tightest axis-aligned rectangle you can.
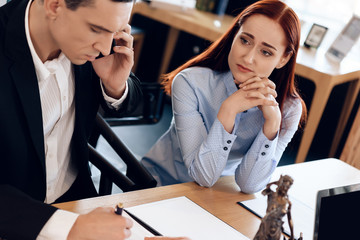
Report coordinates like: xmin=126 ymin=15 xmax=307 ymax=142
xmin=227 ymin=140 xmax=232 ymax=144
xmin=261 ymin=152 xmax=266 ymax=156
xmin=223 ymin=147 xmax=228 ymax=151
xmin=265 ymin=144 xmax=269 ymax=148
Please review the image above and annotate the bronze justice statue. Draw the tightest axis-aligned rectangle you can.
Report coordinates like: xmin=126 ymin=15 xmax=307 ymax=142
xmin=253 ymin=175 xmax=302 ymax=240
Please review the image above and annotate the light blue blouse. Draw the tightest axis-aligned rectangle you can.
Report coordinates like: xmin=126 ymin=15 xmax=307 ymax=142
xmin=142 ymin=67 xmax=302 ymax=193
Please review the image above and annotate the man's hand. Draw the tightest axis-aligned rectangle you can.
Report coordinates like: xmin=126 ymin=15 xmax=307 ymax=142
xmin=92 ymin=24 xmax=134 ymax=99
xmin=67 ymin=207 xmax=133 ymax=240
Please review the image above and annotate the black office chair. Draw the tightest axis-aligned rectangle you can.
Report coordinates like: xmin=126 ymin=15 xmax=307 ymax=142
xmin=103 ymin=82 xmax=165 ymax=126
xmin=88 ymin=82 xmax=165 ymax=196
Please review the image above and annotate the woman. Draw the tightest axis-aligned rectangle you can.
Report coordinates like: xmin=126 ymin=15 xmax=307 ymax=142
xmin=142 ymin=0 xmax=307 ymax=193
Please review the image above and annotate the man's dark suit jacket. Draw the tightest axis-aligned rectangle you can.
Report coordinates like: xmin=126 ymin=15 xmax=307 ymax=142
xmin=0 ymin=0 xmax=142 ymax=239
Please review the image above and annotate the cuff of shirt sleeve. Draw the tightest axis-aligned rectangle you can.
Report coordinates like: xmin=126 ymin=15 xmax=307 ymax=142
xmin=213 ymin=118 xmax=237 ymax=154
xmin=260 ymin=126 xmax=279 ymax=142
xmin=257 ymin=128 xmax=279 ymax=158
xmin=37 ymin=210 xmax=79 ymax=240
xmin=100 ymin=80 xmax=129 ymax=110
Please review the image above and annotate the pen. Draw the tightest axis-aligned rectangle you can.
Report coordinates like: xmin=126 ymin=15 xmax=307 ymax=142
xmin=124 ymin=209 xmax=162 ymax=236
xmin=115 ymin=203 xmax=162 ymax=236
xmin=115 ymin=203 xmax=124 ymax=215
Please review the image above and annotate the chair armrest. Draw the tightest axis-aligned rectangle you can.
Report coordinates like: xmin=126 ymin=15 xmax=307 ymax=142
xmin=94 ymin=113 xmax=157 ymax=190
xmin=105 ymin=82 xmax=165 ymax=126
xmin=88 ymin=144 xmax=136 ymax=195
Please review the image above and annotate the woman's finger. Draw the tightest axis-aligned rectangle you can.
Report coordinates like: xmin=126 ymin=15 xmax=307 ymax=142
xmin=241 ymin=81 xmax=266 ymax=90
xmin=240 ymin=77 xmax=275 ymax=90
xmin=245 ymin=91 xmax=278 ymax=106
xmin=239 ymin=76 xmax=262 ymax=88
xmin=258 ymin=87 xmax=277 ymax=98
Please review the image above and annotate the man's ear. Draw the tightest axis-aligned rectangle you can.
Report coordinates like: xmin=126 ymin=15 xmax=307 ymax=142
xmin=276 ymin=52 xmax=292 ymax=69
xmin=43 ymin=0 xmax=62 ymax=20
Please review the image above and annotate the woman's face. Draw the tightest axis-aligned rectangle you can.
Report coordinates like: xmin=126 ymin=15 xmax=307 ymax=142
xmin=228 ymin=14 xmax=291 ymax=85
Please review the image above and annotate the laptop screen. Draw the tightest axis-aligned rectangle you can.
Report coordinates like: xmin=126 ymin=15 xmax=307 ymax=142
xmin=314 ymin=183 xmax=360 ymax=240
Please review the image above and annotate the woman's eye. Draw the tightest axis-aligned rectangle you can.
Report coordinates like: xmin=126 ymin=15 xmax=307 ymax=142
xmin=262 ymin=50 xmax=272 ymax=56
xmin=240 ymin=37 xmax=250 ymax=45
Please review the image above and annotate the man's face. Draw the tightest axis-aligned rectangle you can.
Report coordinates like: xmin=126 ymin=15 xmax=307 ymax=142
xmin=49 ymin=0 xmax=133 ymax=65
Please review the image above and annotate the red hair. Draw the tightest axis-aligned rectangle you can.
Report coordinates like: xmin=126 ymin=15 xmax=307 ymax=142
xmin=161 ymin=0 xmax=307 ymax=126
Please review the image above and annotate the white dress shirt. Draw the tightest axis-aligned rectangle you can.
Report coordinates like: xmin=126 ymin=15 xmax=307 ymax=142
xmin=24 ymin=0 xmax=128 ymax=238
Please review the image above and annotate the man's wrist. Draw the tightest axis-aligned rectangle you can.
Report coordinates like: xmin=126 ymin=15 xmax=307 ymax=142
xmin=37 ymin=210 xmax=79 ymax=240
xmin=103 ymin=84 xmax=126 ymax=99
xmin=101 ymin=80 xmax=129 ymax=109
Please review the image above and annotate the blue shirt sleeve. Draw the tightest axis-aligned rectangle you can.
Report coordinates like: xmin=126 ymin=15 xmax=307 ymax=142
xmin=172 ymin=73 xmax=237 ymax=187
xmin=172 ymin=69 xmax=302 ymax=192
xmin=234 ymin=98 xmax=302 ymax=193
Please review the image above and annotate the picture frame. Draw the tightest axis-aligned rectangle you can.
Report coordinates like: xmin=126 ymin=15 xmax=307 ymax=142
xmin=326 ymin=15 xmax=360 ymax=62
xmin=304 ymin=23 xmax=328 ymax=49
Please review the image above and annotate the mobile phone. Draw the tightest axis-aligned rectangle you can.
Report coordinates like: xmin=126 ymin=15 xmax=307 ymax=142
xmin=96 ymin=39 xmax=116 ymax=59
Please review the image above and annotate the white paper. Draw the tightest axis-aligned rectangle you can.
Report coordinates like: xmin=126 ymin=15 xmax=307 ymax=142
xmin=126 ymin=196 xmax=249 ymax=240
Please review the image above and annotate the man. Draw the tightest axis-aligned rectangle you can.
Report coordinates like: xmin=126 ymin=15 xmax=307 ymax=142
xmin=0 ymin=0 xmax=189 ymax=239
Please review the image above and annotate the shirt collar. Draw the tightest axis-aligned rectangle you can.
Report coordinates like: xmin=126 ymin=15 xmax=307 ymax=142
xmin=25 ymin=0 xmax=70 ymax=81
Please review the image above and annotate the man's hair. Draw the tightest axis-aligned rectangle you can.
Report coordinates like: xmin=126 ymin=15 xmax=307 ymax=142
xmin=64 ymin=0 xmax=134 ymax=11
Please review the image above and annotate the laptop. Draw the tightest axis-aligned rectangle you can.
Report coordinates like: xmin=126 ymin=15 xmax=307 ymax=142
xmin=313 ymin=182 xmax=360 ymax=240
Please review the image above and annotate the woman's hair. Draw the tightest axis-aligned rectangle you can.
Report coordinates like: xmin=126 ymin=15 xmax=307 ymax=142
xmin=161 ymin=0 xmax=307 ymax=126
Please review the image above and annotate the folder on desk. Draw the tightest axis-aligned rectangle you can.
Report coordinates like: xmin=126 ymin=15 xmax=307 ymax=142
xmin=125 ymin=196 xmax=249 ymax=240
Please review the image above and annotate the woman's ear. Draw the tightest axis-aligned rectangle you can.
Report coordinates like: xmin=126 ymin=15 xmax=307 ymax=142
xmin=276 ymin=52 xmax=292 ymax=69
xmin=43 ymin=0 xmax=62 ymax=20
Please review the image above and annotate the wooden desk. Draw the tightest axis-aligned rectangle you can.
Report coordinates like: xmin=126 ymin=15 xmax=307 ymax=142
xmin=296 ymin=48 xmax=360 ymax=162
xmin=130 ymin=2 xmax=360 ymax=164
xmin=340 ymin=104 xmax=360 ymax=169
xmin=54 ymin=158 xmax=360 ymax=239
